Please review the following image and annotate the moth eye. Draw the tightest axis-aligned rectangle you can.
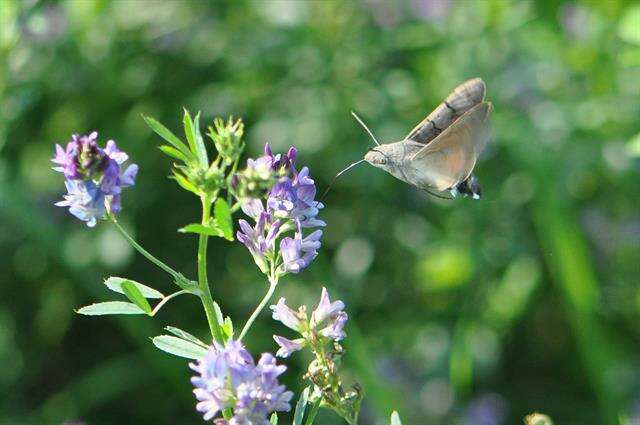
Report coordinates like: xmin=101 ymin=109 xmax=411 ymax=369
xmin=380 ymin=158 xmax=387 ymax=165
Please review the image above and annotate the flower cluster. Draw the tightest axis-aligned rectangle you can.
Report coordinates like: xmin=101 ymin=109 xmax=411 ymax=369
xmin=190 ymin=340 xmax=292 ymax=424
xmin=52 ymin=132 xmax=138 ymax=226
xmin=271 ymin=287 xmax=347 ymax=358
xmin=235 ymin=143 xmax=325 ymax=276
xmin=270 ymin=288 xmax=361 ymax=424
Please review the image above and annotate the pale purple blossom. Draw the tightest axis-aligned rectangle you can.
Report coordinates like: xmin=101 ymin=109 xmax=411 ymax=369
xmin=236 ymin=143 xmax=323 ymax=276
xmin=273 ymin=335 xmax=306 ymax=358
xmin=236 ymin=213 xmax=281 ymax=274
xmin=270 ymin=298 xmax=305 ymax=332
xmin=52 ymin=132 xmax=137 ymax=226
xmin=279 ymin=229 xmax=322 ymax=274
xmin=271 ymin=287 xmax=348 ymax=358
xmin=311 ymin=287 xmax=346 ymax=326
xmin=311 ymin=288 xmax=347 ymax=342
xmin=319 ymin=311 xmax=347 ymax=341
xmin=190 ymin=340 xmax=292 ymax=424
xmin=266 ymin=167 xmax=325 ymax=228
xmin=54 ymin=180 xmax=105 ymax=227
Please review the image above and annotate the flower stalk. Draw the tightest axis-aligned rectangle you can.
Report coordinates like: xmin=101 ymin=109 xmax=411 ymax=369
xmin=110 ymin=216 xmax=191 ymax=288
xmin=238 ymin=269 xmax=279 ymax=341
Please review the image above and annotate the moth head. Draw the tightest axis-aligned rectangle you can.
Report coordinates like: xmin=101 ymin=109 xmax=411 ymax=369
xmin=364 ymin=147 xmax=391 ymax=169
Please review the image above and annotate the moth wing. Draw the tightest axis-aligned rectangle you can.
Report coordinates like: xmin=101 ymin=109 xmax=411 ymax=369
xmin=405 ymin=78 xmax=486 ymax=144
xmin=409 ymin=102 xmax=492 ymax=191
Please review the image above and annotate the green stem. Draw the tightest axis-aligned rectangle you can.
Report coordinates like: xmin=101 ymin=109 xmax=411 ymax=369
xmin=197 ymin=195 xmax=225 ymax=344
xmin=150 ymin=290 xmax=189 ymax=316
xmin=110 ymin=217 xmax=186 ymax=285
xmin=238 ymin=272 xmax=279 ymax=341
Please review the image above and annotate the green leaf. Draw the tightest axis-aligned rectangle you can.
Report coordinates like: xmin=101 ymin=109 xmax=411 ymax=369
xmin=390 ymin=411 xmax=402 ymax=425
xmin=121 ymin=281 xmax=152 ymax=314
xmin=214 ymin=198 xmax=233 ymax=240
xmin=193 ymin=112 xmax=209 ymax=167
xmin=104 ymin=277 xmax=164 ymax=299
xmin=222 ymin=316 xmax=234 ymax=339
xmin=304 ymin=396 xmax=321 ymax=425
xmin=183 ymin=110 xmax=208 ymax=168
xmin=77 ymin=301 xmax=146 ymax=316
xmin=143 ymin=115 xmax=193 ymax=160
xmin=270 ymin=413 xmax=278 ymax=425
xmin=158 ymin=145 xmax=189 ymax=163
xmin=171 ymin=171 xmax=200 ymax=195
xmin=165 ymin=326 xmax=208 ymax=348
xmin=294 ymin=387 xmax=310 ymax=425
xmin=183 ymin=109 xmax=198 ymax=155
xmin=213 ymin=301 xmax=224 ymax=326
xmin=178 ymin=223 xmax=223 ymax=237
xmin=152 ymin=335 xmax=208 ymax=360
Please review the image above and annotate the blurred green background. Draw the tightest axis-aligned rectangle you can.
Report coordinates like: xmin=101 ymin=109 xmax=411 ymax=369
xmin=1 ymin=0 xmax=639 ymax=424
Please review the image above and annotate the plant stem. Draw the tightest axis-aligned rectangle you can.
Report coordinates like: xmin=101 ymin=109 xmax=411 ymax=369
xmin=110 ymin=217 xmax=186 ymax=285
xmin=150 ymin=290 xmax=189 ymax=316
xmin=197 ymin=195 xmax=225 ymax=343
xmin=238 ymin=271 xmax=279 ymax=341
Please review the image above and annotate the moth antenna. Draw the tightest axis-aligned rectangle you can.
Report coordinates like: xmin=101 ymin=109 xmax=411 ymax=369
xmin=351 ymin=111 xmax=380 ymax=146
xmin=321 ymin=159 xmax=365 ymax=200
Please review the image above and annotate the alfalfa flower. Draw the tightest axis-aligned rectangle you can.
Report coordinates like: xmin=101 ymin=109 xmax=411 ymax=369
xmin=271 ymin=287 xmax=347 ymax=353
xmin=52 ymin=132 xmax=138 ymax=226
xmin=235 ymin=143 xmax=324 ymax=278
xmin=190 ymin=340 xmax=293 ymax=424
xmin=270 ymin=288 xmax=360 ymax=424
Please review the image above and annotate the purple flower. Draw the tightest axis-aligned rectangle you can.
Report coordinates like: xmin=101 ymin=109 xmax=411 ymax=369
xmin=263 ymin=143 xmax=297 ymax=172
xmin=320 ymin=311 xmax=347 ymax=341
xmin=55 ymin=180 xmax=105 ymax=227
xmin=236 ymin=213 xmax=281 ymax=274
xmin=271 ymin=287 xmax=348 ymax=358
xmin=311 ymin=287 xmax=346 ymax=327
xmin=266 ymin=167 xmax=325 ymax=228
xmin=240 ymin=198 xmax=264 ymax=220
xmin=190 ymin=340 xmax=292 ymax=424
xmin=273 ymin=335 xmax=306 ymax=358
xmin=270 ymin=297 xmax=306 ymax=332
xmin=279 ymin=229 xmax=322 ymax=274
xmin=52 ymin=141 xmax=79 ymax=179
xmin=311 ymin=288 xmax=348 ymax=341
xmin=52 ymin=132 xmax=138 ymax=226
xmin=237 ymin=143 xmax=323 ymax=276
xmin=233 ymin=354 xmax=292 ymax=424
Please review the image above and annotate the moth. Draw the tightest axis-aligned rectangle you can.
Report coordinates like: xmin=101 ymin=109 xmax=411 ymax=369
xmin=355 ymin=78 xmax=492 ymax=199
